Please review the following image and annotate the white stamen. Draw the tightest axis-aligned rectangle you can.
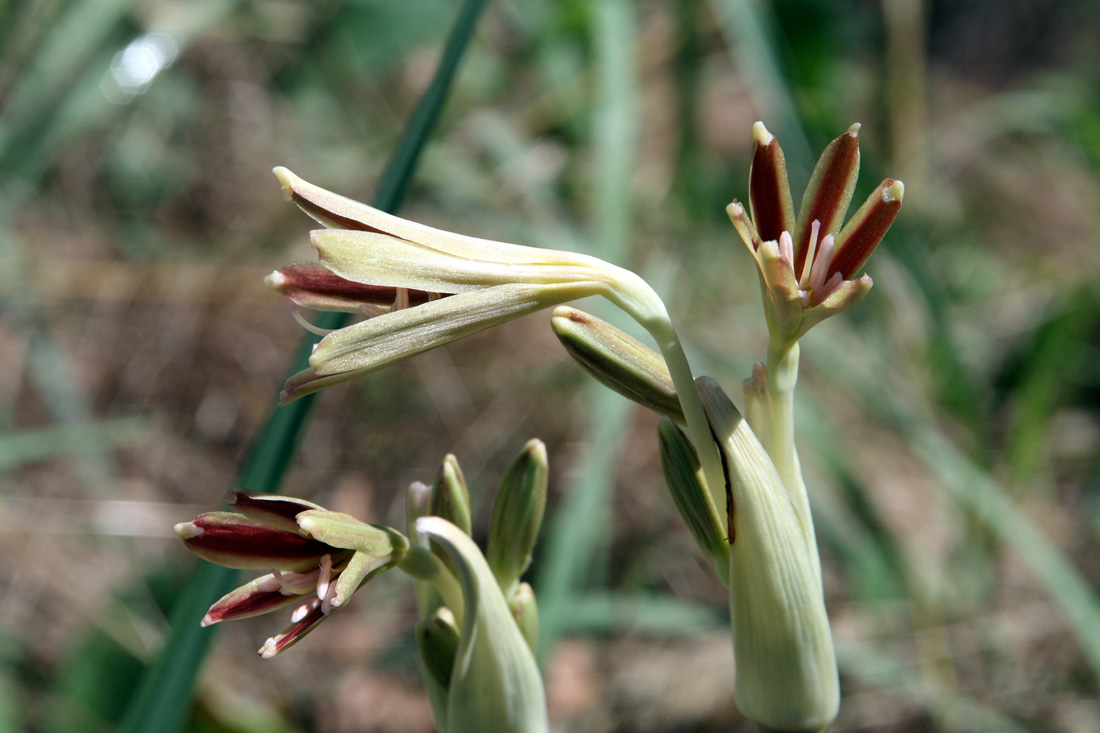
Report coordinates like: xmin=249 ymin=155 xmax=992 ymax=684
xmin=778 ymin=231 xmax=795 ymax=267
xmin=273 ymin=568 xmax=318 ymax=595
xmin=800 ymin=220 xmax=821 ymax=288
xmin=818 ymin=272 xmax=845 ymax=302
xmin=291 ymin=305 xmax=335 ymax=336
xmin=291 ymin=596 xmax=320 ymax=623
xmin=360 ymin=303 xmax=387 ymax=318
xmin=320 ymin=578 xmax=338 ymax=616
xmin=808 ymin=233 xmax=836 ymax=294
xmin=393 ymin=287 xmax=410 ymax=311
xmin=316 ymin=554 xmax=333 ymax=603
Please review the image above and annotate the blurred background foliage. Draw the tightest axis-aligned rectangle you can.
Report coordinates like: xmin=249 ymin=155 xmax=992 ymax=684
xmin=3 ymin=0 xmax=1100 ymax=731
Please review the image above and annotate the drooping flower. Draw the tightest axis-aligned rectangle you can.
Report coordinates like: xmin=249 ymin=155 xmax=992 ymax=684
xmin=727 ymin=122 xmax=904 ymax=351
xmin=175 ymin=491 xmax=407 ymax=657
xmin=268 ymin=168 xmax=666 ymax=404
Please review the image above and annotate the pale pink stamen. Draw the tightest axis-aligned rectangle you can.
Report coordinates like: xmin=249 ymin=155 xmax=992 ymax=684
xmin=291 ymin=596 xmax=320 ymax=623
xmin=273 ymin=568 xmax=319 ymax=595
xmin=393 ymin=287 xmax=409 ymax=311
xmin=778 ymin=231 xmax=795 ymax=267
xmin=808 ymin=233 xmax=836 ymax=294
xmin=315 ymin=554 xmax=333 ymax=603
xmin=817 ymin=272 xmax=844 ymax=302
xmin=799 ymin=220 xmax=821 ymax=288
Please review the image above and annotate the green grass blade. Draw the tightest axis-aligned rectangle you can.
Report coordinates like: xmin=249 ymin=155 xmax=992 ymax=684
xmin=117 ymin=2 xmax=489 ymax=730
xmin=535 ymin=0 xmax=639 ymax=661
xmin=0 ymin=418 xmax=149 ymax=472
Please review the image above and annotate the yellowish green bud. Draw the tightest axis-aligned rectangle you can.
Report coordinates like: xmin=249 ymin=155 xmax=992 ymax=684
xmin=416 ymin=517 xmax=548 ymax=733
xmin=550 ymin=306 xmax=685 ymax=424
xmin=510 ymin=582 xmax=539 ymax=654
xmin=431 ymin=454 xmax=472 ymax=536
xmin=697 ymin=377 xmax=838 ymax=732
xmin=416 ymin=607 xmax=460 ymax=733
xmin=487 ymin=439 xmax=548 ymax=596
xmin=656 ymin=417 xmax=730 ymax=582
xmin=416 ymin=607 xmax=461 ymax=699
xmin=741 ymin=361 xmax=773 ymax=453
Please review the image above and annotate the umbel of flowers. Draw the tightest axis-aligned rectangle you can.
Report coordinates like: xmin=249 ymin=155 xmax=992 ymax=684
xmin=181 ymin=122 xmax=901 ymax=733
xmin=177 ymin=442 xmax=551 ymax=733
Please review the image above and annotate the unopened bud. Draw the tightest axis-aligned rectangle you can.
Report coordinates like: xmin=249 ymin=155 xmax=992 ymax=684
xmin=510 ymin=582 xmax=539 ymax=654
xmin=487 ymin=440 xmax=548 ymax=595
xmin=551 ymin=306 xmax=685 ymax=424
xmin=657 ymin=417 xmax=730 ymax=581
xmin=431 ymin=454 xmax=472 ymax=536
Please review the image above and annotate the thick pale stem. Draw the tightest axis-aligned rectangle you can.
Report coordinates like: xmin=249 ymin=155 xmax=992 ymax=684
xmin=595 ymin=263 xmax=728 ymax=533
xmin=655 ymin=327 xmax=729 ymax=527
xmin=765 ymin=342 xmax=818 ymax=564
xmin=399 ymin=544 xmax=466 ymax=625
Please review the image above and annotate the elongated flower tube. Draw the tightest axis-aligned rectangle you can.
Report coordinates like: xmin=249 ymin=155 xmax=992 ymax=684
xmin=416 ymin=517 xmax=549 ymax=733
xmin=269 ymin=167 xmax=729 ymax=527
xmin=727 ymin=122 xmax=904 ymax=353
xmin=697 ymin=378 xmax=838 ymax=732
xmin=175 ymin=491 xmax=407 ymax=657
xmin=271 ymin=168 xmax=665 ymax=403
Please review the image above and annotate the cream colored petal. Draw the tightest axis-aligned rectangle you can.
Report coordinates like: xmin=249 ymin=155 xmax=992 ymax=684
xmin=311 ymin=230 xmax=595 ymax=294
xmin=277 ymin=166 xmax=582 ymax=266
xmin=309 ymin=281 xmax=605 ymax=377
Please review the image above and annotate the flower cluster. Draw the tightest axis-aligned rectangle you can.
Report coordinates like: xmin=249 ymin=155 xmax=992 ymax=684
xmin=727 ymin=122 xmax=903 ymax=352
xmin=178 ymin=121 xmax=903 ymax=733
xmin=177 ymin=443 xmax=552 ymax=733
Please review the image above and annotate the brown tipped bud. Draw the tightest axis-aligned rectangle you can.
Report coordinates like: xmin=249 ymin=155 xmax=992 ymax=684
xmin=265 ymin=261 xmax=433 ymax=312
xmin=551 ymin=306 xmax=684 ymax=424
xmin=793 ymin=124 xmax=861 ymax=274
xmin=175 ymin=511 xmax=343 ymax=572
xmin=749 ymin=122 xmax=796 ymax=243
xmin=831 ymin=178 xmax=905 ymax=279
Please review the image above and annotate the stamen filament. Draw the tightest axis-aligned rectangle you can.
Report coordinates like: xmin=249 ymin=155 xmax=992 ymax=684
xmin=291 ymin=306 xmax=336 ymax=336
xmin=800 ymin=220 xmax=821 ymax=288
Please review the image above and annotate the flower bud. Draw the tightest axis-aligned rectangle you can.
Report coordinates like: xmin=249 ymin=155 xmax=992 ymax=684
xmin=510 ymin=582 xmax=539 ymax=654
xmin=416 ymin=517 xmax=548 ymax=733
xmin=487 ymin=440 xmax=548 ymax=596
xmin=656 ymin=418 xmax=730 ymax=581
xmin=431 ymin=454 xmax=473 ymax=536
xmin=551 ymin=306 xmax=684 ymax=424
xmin=697 ymin=378 xmax=838 ymax=731
xmin=416 ymin=606 xmax=462 ymax=729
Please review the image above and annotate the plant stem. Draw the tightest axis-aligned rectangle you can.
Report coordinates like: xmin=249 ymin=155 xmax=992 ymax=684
xmin=765 ymin=341 xmax=819 ymax=564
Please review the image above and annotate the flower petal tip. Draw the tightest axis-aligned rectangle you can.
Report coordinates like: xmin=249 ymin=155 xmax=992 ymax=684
xmin=883 ymin=179 xmax=904 ymax=203
xmin=846 ymin=122 xmax=862 ymax=136
xmin=272 ymin=166 xmax=296 ymax=202
xmin=174 ymin=522 xmax=203 ymax=540
xmin=258 ymin=638 xmax=278 ymax=658
xmin=264 ymin=270 xmax=286 ymax=289
xmin=752 ymin=121 xmax=774 ymax=146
